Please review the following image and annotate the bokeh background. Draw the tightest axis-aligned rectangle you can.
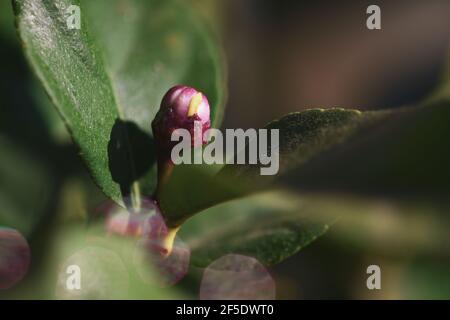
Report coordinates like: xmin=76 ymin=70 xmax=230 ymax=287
xmin=1 ymin=0 xmax=450 ymax=299
xmin=219 ymin=0 xmax=450 ymax=128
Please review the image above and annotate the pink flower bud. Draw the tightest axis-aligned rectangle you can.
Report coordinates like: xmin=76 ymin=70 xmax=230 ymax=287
xmin=152 ymin=85 xmax=211 ymax=149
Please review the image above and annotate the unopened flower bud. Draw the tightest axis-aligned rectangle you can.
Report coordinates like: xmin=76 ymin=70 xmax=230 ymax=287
xmin=152 ymin=85 xmax=211 ymax=149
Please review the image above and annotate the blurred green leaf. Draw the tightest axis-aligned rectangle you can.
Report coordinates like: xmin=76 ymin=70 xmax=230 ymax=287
xmin=0 ymin=1 xmax=15 ymax=41
xmin=0 ymin=136 xmax=53 ymax=236
xmin=288 ymin=194 xmax=450 ymax=258
xmin=427 ymin=51 xmax=450 ymax=104
xmin=1 ymin=1 xmax=71 ymax=145
xmin=400 ymin=260 xmax=450 ymax=299
xmin=180 ymin=192 xmax=329 ymax=267
xmin=181 ymin=190 xmax=450 ymax=268
xmin=30 ymin=83 xmax=71 ymax=145
xmin=14 ymin=0 xmax=226 ymax=206
xmin=1 ymin=223 xmax=189 ymax=299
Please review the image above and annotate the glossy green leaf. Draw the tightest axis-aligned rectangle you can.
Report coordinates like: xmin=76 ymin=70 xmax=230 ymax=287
xmin=14 ymin=0 xmax=225 ymax=206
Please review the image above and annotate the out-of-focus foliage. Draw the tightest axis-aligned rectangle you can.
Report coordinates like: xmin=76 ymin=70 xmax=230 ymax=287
xmin=181 ymin=192 xmax=329 ymax=267
xmin=0 ymin=137 xmax=53 ymax=237
xmin=1 ymin=223 xmax=188 ymax=299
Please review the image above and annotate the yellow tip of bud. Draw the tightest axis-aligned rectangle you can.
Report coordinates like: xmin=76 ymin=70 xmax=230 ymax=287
xmin=187 ymin=92 xmax=203 ymax=117
xmin=161 ymin=227 xmax=180 ymax=257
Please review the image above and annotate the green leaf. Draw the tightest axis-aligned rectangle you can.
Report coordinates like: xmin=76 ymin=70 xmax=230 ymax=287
xmin=163 ymin=103 xmax=449 ymax=234
xmin=179 ymin=102 xmax=450 ymax=266
xmin=180 ymin=192 xmax=329 ymax=267
xmin=158 ymin=108 xmax=387 ymax=225
xmin=214 ymin=102 xmax=450 ymax=199
xmin=220 ymin=108 xmax=389 ymax=184
xmin=14 ymin=0 xmax=226 ymax=205
xmin=280 ymin=102 xmax=450 ymax=197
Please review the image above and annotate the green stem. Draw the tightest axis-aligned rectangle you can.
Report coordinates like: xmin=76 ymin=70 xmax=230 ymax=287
xmin=131 ymin=182 xmax=141 ymax=211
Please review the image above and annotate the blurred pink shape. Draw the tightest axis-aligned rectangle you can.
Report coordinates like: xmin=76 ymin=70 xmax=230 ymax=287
xmin=90 ymin=197 xmax=166 ymax=238
xmin=0 ymin=227 xmax=30 ymax=290
xmin=200 ymin=254 xmax=276 ymax=300
xmin=92 ymin=198 xmax=190 ymax=287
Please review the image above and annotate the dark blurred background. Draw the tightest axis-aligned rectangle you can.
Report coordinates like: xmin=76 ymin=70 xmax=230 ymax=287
xmin=217 ymin=0 xmax=450 ymax=129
